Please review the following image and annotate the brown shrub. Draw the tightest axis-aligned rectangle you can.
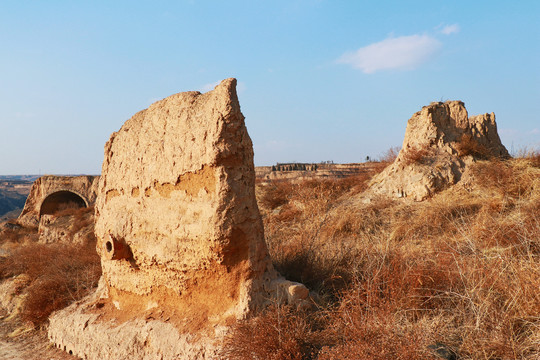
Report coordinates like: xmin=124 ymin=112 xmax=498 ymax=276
xmin=0 ymin=240 xmax=101 ymax=326
xmin=53 ymin=204 xmax=93 ymax=219
xmin=470 ymin=159 xmax=538 ymax=199
xmin=221 ymin=305 xmax=325 ymax=360
xmin=260 ymin=181 xmax=293 ymax=210
xmin=271 ymin=239 xmax=357 ymax=298
xmin=257 ymin=157 xmax=540 ymax=359
xmin=522 ymin=149 xmax=540 ymax=168
xmin=390 ymin=197 xmax=482 ymax=242
xmin=318 ymin=317 xmax=436 ymax=360
xmin=401 ymin=146 xmax=433 ymax=165
xmin=0 ymin=224 xmax=39 ymax=244
xmin=68 ymin=206 xmax=95 ymax=236
xmin=456 ymin=134 xmax=492 ymax=159
xmin=379 ymin=146 xmax=401 ymax=163
xmin=262 ymin=178 xmax=376 ymax=299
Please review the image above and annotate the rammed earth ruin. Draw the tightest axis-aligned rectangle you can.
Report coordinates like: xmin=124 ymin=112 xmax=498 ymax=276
xmin=40 ymin=82 xmax=510 ymax=359
xmin=48 ymin=79 xmax=308 ymax=359
xmin=369 ymin=100 xmax=509 ymax=200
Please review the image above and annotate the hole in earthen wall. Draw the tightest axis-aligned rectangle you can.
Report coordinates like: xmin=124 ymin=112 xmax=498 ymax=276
xmin=106 ymin=189 xmax=120 ymax=201
xmin=104 ymin=234 xmax=133 ymax=261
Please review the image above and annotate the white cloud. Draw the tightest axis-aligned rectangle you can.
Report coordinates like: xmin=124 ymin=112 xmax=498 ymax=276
xmin=441 ymin=24 xmax=460 ymax=35
xmin=200 ymin=81 xmax=220 ymax=92
xmin=237 ymin=81 xmax=247 ymax=94
xmin=200 ymin=80 xmax=247 ymax=94
xmin=338 ymin=34 xmax=441 ymax=74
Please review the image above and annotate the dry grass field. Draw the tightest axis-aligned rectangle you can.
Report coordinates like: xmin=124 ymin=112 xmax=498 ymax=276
xmin=224 ymin=152 xmax=540 ymax=359
xmin=0 ymin=207 xmax=100 ymax=326
xmin=0 ymin=153 xmax=538 ymax=359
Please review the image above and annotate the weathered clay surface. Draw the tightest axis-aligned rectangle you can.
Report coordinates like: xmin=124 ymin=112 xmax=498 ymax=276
xmin=38 ymin=210 xmax=95 ymax=245
xmin=48 ymin=79 xmax=307 ymax=359
xmin=369 ymin=101 xmax=508 ymax=200
xmin=48 ymin=284 xmax=225 ymax=360
xmin=17 ymin=175 xmax=99 ymax=227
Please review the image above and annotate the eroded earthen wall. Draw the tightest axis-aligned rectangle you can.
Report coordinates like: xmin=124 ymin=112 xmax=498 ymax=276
xmin=95 ymin=78 xmax=277 ymax=323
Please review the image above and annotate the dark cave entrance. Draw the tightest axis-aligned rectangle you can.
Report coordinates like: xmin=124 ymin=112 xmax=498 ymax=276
xmin=39 ymin=191 xmax=87 ymax=217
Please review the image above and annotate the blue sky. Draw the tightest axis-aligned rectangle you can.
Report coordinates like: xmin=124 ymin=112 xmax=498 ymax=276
xmin=1 ymin=0 xmax=538 ymax=174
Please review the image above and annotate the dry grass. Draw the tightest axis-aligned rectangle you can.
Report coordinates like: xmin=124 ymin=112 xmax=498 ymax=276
xmin=0 ymin=239 xmax=101 ymax=326
xmin=0 ymin=223 xmax=39 ymax=244
xmin=260 ymin=176 xmax=381 ymax=298
xmin=226 ymin=157 xmax=540 ymax=359
xmin=379 ymin=146 xmax=401 ymax=163
xmin=0 ymin=206 xmax=100 ymax=327
xmin=401 ymin=145 xmax=434 ymax=165
xmin=456 ymin=134 xmax=493 ymax=159
xmin=516 ymin=148 xmax=540 ymax=168
xmin=222 ymin=305 xmax=327 ymax=360
xmin=67 ymin=206 xmax=95 ymax=237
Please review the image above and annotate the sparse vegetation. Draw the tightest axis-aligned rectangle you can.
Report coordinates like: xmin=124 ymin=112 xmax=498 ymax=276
xmin=456 ymin=134 xmax=493 ymax=159
xmin=0 ymin=240 xmax=101 ymax=326
xmin=1 ymin=152 xmax=538 ymax=358
xmin=0 ymin=221 xmax=38 ymax=244
xmin=0 ymin=239 xmax=101 ymax=326
xmin=56 ymin=205 xmax=96 ymax=238
xmin=225 ymin=155 xmax=540 ymax=359
xmin=0 ymin=206 xmax=100 ymax=327
xmin=222 ymin=305 xmax=325 ymax=360
xmin=401 ymin=145 xmax=433 ymax=165
xmin=379 ymin=146 xmax=401 ymax=163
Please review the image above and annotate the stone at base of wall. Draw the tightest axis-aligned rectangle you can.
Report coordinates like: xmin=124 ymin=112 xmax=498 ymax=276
xmin=48 ymin=295 xmax=225 ymax=360
xmin=48 ymin=277 xmax=310 ymax=360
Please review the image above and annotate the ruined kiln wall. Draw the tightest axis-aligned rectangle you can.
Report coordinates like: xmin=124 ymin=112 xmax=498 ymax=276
xmin=95 ymin=79 xmax=276 ymax=321
xmin=369 ymin=101 xmax=509 ymax=201
xmin=18 ymin=175 xmax=99 ymax=227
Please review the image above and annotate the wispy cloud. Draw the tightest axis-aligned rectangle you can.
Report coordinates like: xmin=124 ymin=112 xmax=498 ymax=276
xmin=237 ymin=81 xmax=247 ymax=94
xmin=200 ymin=80 xmax=247 ymax=94
xmin=338 ymin=34 xmax=441 ymax=74
xmin=200 ymin=81 xmax=220 ymax=92
xmin=440 ymin=24 xmax=460 ymax=35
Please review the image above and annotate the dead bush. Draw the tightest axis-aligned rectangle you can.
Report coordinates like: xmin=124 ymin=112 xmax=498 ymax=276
xmin=0 ymin=240 xmax=101 ymax=326
xmin=0 ymin=223 xmax=39 ymax=244
xmin=470 ymin=159 xmax=538 ymax=198
xmin=260 ymin=181 xmax=293 ymax=210
xmin=401 ymin=146 xmax=433 ymax=165
xmin=271 ymin=239 xmax=357 ymax=299
xmin=318 ymin=318 xmax=436 ymax=360
xmin=222 ymin=305 xmax=325 ymax=360
xmin=53 ymin=204 xmax=93 ymax=219
xmin=456 ymin=134 xmax=492 ymax=159
xmin=68 ymin=206 xmax=95 ymax=236
xmin=379 ymin=146 xmax=400 ymax=163
xmin=517 ymin=148 xmax=540 ymax=168
xmin=256 ymin=157 xmax=540 ymax=359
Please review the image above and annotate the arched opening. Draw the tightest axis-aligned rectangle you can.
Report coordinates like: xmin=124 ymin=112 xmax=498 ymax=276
xmin=39 ymin=191 xmax=87 ymax=217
